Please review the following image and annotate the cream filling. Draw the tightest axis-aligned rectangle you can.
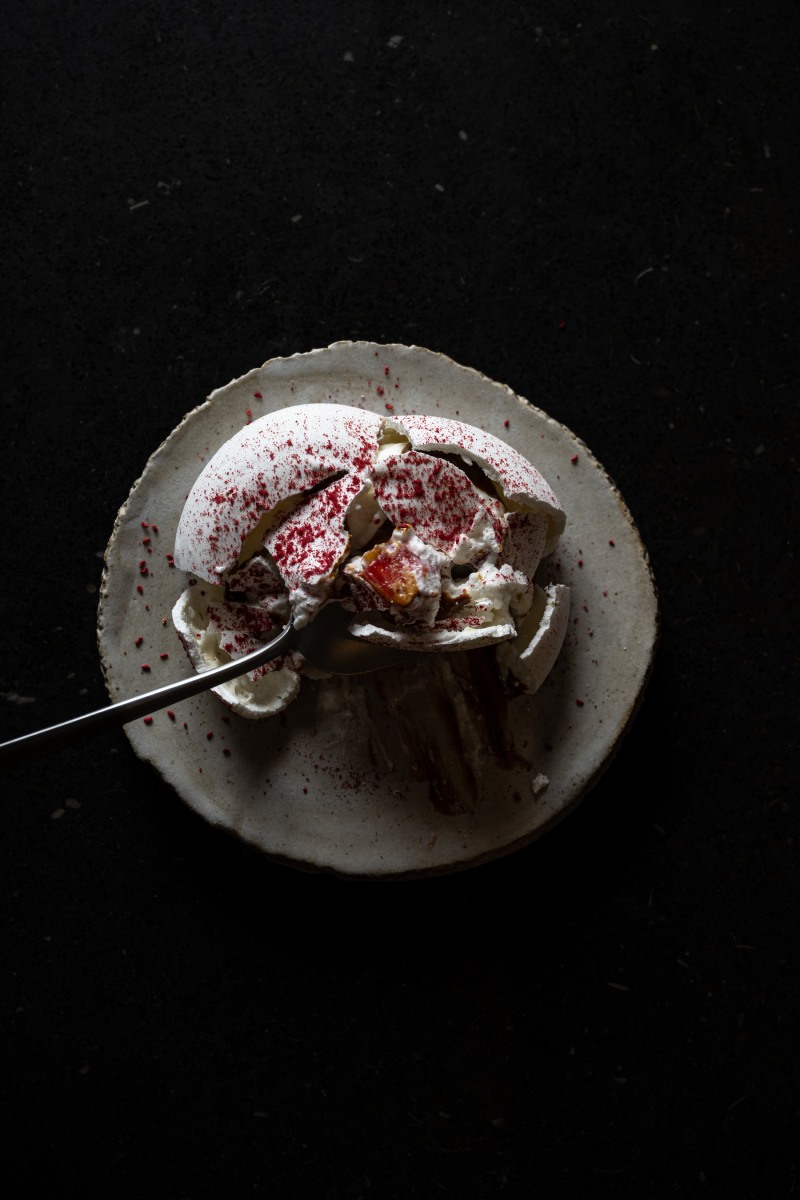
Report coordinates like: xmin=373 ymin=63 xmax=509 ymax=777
xmin=172 ymin=584 xmax=300 ymax=719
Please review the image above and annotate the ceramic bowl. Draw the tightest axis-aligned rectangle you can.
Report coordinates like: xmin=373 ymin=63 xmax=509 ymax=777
xmin=98 ymin=342 xmax=658 ymax=878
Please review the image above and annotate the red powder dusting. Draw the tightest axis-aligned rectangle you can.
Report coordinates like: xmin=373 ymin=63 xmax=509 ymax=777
xmin=433 ymin=614 xmax=482 ymax=630
xmin=265 ymin=474 xmax=362 ymax=584
xmin=391 ymin=412 xmax=560 ymax=509
xmin=185 ymin=406 xmax=380 ymax=583
xmin=374 ymin=449 xmax=503 ymax=557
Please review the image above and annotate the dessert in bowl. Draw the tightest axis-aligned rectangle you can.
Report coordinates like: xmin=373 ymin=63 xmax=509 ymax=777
xmin=98 ymin=343 xmax=658 ymax=877
xmin=171 ymin=403 xmax=571 ymax=720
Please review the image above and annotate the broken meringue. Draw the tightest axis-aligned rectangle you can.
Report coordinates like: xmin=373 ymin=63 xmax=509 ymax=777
xmin=172 ymin=403 xmax=570 ymax=716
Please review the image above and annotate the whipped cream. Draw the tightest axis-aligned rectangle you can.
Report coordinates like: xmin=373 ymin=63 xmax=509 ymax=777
xmin=172 ymin=580 xmax=301 ymax=718
xmin=172 ymin=403 xmax=570 ymax=717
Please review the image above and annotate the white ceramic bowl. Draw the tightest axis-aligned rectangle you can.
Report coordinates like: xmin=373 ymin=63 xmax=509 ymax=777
xmin=98 ymin=342 xmax=658 ymax=878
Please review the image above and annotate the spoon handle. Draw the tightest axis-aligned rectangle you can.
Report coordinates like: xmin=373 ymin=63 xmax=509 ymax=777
xmin=0 ymin=622 xmax=296 ymax=765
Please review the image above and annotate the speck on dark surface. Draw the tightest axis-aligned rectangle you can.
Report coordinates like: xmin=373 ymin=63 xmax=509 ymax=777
xmin=1 ymin=2 xmax=798 ymax=1197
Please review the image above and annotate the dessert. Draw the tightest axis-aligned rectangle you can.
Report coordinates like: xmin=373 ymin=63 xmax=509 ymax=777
xmin=172 ymin=403 xmax=570 ymax=718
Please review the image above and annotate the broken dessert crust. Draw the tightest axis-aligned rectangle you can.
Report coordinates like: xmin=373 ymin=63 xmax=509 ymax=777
xmin=172 ymin=404 xmax=570 ymax=717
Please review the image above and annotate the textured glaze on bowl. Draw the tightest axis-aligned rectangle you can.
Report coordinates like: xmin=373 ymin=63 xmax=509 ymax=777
xmin=98 ymin=342 xmax=658 ymax=878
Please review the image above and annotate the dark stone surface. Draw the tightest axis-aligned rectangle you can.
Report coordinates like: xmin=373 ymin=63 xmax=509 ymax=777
xmin=1 ymin=2 xmax=797 ymax=1196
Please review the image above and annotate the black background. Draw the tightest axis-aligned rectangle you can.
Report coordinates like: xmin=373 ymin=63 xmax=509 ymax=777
xmin=2 ymin=2 xmax=797 ymax=1197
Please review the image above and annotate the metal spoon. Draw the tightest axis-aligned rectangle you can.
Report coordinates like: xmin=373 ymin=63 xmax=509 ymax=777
xmin=0 ymin=605 xmax=418 ymax=765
